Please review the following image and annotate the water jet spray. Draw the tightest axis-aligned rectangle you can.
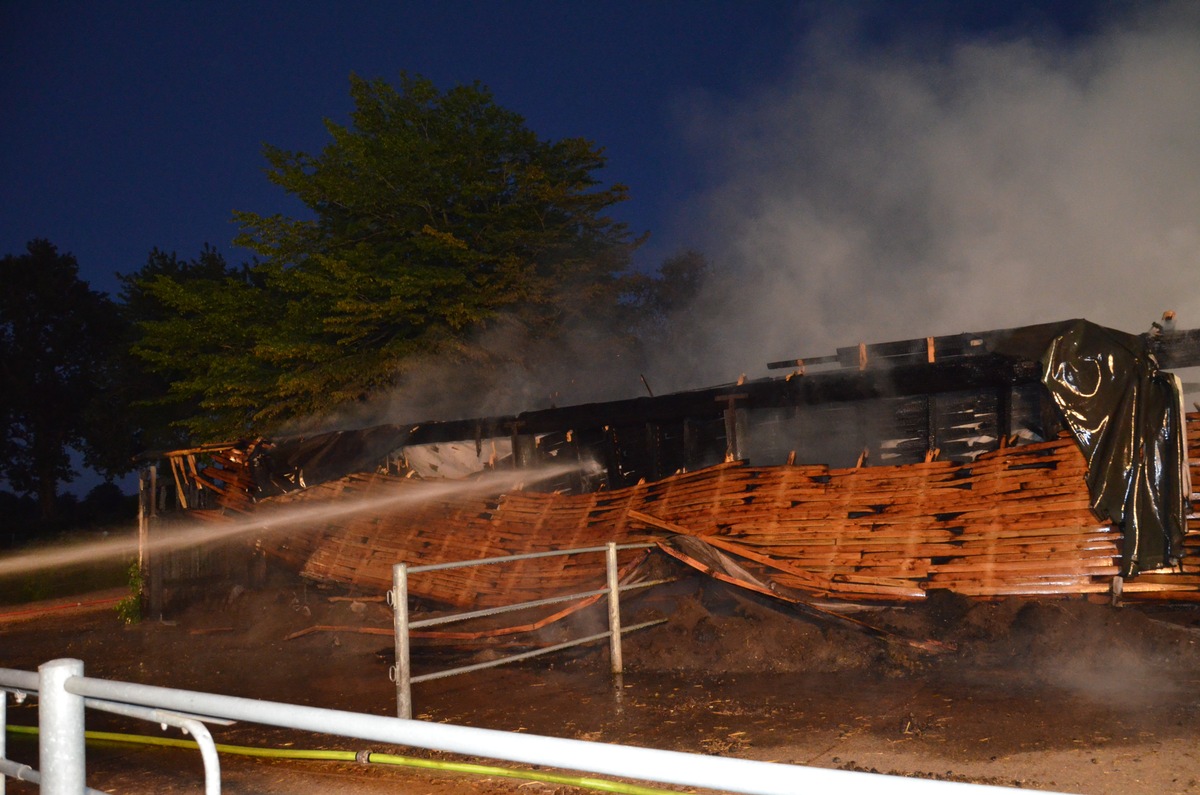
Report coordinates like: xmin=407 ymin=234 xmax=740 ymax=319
xmin=0 ymin=463 xmax=587 ymax=579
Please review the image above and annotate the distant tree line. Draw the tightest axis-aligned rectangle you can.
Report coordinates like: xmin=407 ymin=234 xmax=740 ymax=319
xmin=0 ymin=72 xmax=705 ymax=536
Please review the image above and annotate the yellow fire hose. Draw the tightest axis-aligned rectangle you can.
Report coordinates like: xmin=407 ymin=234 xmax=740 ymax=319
xmin=5 ymin=724 xmax=685 ymax=795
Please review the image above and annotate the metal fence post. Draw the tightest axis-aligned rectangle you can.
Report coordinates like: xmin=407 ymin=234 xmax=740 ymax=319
xmin=391 ymin=563 xmax=413 ymax=720
xmin=606 ymin=542 xmax=623 ymax=674
xmin=39 ymin=658 xmax=85 ymax=795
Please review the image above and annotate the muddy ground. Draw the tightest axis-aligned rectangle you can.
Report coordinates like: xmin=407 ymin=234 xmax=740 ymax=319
xmin=5 ymin=558 xmax=1200 ymax=795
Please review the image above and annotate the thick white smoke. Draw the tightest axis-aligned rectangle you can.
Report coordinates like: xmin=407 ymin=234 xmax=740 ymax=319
xmin=653 ymin=2 xmax=1200 ymax=391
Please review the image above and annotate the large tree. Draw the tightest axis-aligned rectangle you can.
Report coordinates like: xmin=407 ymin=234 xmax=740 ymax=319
xmin=118 ymin=246 xmax=260 ymax=446
xmin=0 ymin=240 xmax=129 ymax=521
xmin=130 ymin=73 xmax=643 ymax=439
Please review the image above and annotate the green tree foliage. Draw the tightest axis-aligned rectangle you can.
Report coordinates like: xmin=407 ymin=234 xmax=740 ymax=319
xmin=634 ymin=249 xmax=709 ymax=317
xmin=0 ymin=240 xmax=130 ymax=521
xmin=130 ymin=73 xmax=643 ymax=439
xmin=119 ymin=246 xmax=261 ymax=445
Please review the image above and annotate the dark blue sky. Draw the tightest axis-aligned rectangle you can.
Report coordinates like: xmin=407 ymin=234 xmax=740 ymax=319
xmin=9 ymin=1 xmax=1196 ymax=496
xmin=3 ymin=1 xmax=801 ymax=294
xmin=2 ymin=1 xmax=1117 ymax=297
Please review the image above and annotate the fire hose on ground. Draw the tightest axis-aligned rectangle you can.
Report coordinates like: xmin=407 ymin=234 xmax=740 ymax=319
xmin=4 ymin=723 xmax=682 ymax=795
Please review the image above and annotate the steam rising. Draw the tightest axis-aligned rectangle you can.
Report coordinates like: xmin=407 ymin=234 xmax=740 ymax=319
xmin=283 ymin=3 xmax=1200 ymax=431
xmin=652 ymin=2 xmax=1200 ymax=390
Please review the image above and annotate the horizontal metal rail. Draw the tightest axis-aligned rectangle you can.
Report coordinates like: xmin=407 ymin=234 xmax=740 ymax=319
xmin=0 ymin=754 xmax=142 ymax=795
xmin=82 ymin=698 xmax=221 ymax=795
xmin=392 ymin=542 xmax=666 ymax=718
xmin=408 ymin=542 xmax=657 ymax=573
xmin=2 ymin=660 xmax=1066 ymax=795
xmin=410 ymin=619 xmax=667 ymax=684
xmin=0 ymin=758 xmax=38 ymax=788
xmin=0 ymin=670 xmax=37 ymax=692
xmin=410 ymin=577 xmax=673 ymax=629
xmin=409 ymin=586 xmax=608 ymax=629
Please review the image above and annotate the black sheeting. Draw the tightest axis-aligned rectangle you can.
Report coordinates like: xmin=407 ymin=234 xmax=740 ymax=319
xmin=251 ymin=425 xmax=414 ymax=495
xmin=1041 ymin=319 xmax=1188 ymax=576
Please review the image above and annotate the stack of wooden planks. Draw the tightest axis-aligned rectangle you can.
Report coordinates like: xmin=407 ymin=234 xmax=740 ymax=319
xmin=244 ymin=411 xmax=1200 ymax=608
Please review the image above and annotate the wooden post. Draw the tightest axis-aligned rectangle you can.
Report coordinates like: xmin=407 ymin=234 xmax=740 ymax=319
xmin=566 ymin=429 xmax=585 ymax=493
xmin=996 ymin=386 xmax=1013 ymax=448
xmin=147 ymin=465 xmax=163 ymax=620
xmin=166 ymin=456 xmax=184 ymax=509
xmin=138 ymin=468 xmax=150 ymax=617
xmin=645 ymin=422 xmax=662 ymax=481
xmin=716 ymin=393 xmax=748 ymax=463
xmin=602 ymin=425 xmax=622 ymax=488
xmin=926 ymin=395 xmax=938 ymax=459
xmin=507 ymin=421 xmax=535 ymax=469
xmin=682 ymin=418 xmax=694 ymax=470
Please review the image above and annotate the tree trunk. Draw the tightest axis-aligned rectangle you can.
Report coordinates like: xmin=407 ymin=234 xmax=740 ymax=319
xmin=34 ymin=430 xmax=63 ymax=523
xmin=37 ymin=466 xmax=59 ymax=522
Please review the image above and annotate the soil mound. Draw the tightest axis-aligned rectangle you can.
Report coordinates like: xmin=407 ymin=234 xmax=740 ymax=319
xmin=623 ymin=577 xmax=885 ymax=674
xmin=621 ymin=573 xmax=1200 ymax=686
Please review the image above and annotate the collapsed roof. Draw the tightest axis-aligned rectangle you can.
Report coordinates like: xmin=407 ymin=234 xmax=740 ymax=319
xmin=160 ymin=318 xmax=1200 ymax=579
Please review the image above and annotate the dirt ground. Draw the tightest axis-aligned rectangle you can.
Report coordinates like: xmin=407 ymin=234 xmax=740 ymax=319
xmin=6 ymin=558 xmax=1200 ymax=795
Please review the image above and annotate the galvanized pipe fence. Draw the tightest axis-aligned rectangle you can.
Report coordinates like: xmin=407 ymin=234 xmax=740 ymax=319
xmin=1 ymin=658 xmax=1072 ymax=795
xmin=389 ymin=541 xmax=669 ymax=719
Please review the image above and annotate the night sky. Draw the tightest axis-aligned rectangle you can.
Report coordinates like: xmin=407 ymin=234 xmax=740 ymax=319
xmin=3 ymin=2 xmax=1146 ymax=294
xmin=3 ymin=1 xmax=806 ymax=295
xmin=4 ymin=1 xmax=1199 ymax=496
xmin=3 ymin=1 xmax=1198 ymax=401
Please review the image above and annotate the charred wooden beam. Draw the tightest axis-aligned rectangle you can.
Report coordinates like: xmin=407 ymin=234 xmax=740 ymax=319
xmin=1154 ymin=328 xmax=1200 ymax=369
xmin=766 ymin=354 xmax=839 ymax=370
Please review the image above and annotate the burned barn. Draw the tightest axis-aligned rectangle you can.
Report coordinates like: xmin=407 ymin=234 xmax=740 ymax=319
xmin=147 ymin=318 xmax=1200 ymax=610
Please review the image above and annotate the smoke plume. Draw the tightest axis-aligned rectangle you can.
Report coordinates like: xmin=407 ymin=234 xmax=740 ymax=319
xmin=651 ymin=2 xmax=1200 ymax=391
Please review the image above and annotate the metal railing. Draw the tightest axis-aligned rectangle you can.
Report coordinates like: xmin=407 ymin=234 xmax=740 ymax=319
xmin=389 ymin=541 xmax=669 ymax=718
xmin=1 ymin=658 xmax=1070 ymax=795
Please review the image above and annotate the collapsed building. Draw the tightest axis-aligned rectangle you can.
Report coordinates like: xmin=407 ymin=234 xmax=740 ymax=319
xmin=145 ymin=318 xmax=1200 ymax=614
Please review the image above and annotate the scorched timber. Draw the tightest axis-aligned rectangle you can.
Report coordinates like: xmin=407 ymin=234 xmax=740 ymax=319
xmin=245 ymin=414 xmax=1200 ymax=608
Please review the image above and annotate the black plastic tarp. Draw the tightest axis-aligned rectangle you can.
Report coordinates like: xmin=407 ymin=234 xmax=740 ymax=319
xmin=1041 ymin=319 xmax=1189 ymax=576
xmin=251 ymin=425 xmax=415 ymax=495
